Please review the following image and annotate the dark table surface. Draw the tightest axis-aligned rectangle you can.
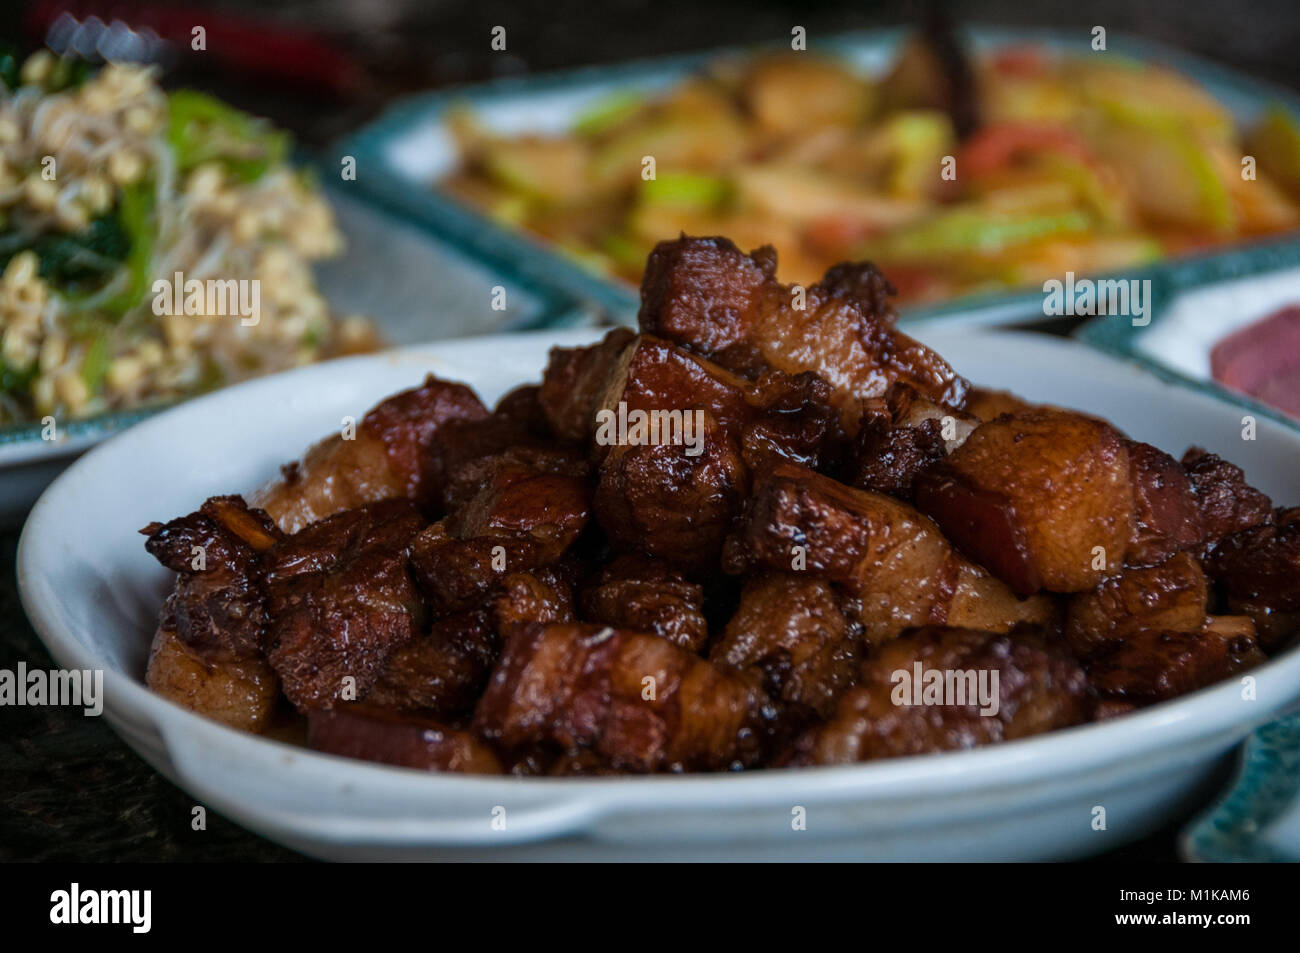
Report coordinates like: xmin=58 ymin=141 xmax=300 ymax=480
xmin=4 ymin=0 xmax=1296 ymax=863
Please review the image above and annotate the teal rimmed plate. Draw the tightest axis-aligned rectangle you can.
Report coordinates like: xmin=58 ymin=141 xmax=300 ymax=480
xmin=1182 ymin=711 xmax=1300 ymax=862
xmin=0 ymin=177 xmax=592 ymax=522
xmin=334 ymin=25 xmax=1300 ymax=328
xmin=1075 ymin=240 xmax=1300 ymax=435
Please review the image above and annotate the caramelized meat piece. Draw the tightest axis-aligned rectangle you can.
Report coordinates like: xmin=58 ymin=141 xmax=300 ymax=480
xmin=141 ymin=495 xmax=281 ymax=661
xmin=1125 ymin=441 xmax=1203 ymax=567
xmin=444 ymin=457 xmax=590 ymax=560
xmin=145 ymin=609 xmax=278 ymax=733
xmin=848 ymin=416 xmax=946 ymax=499
xmin=740 ymin=369 xmax=847 ymax=471
xmin=1064 ymin=552 xmax=1209 ymax=660
xmin=1182 ymin=447 xmax=1274 ymax=546
xmin=364 ymin=610 xmax=497 ymax=715
xmin=264 ymin=499 xmax=427 ymax=712
xmin=1205 ymin=507 xmax=1300 ymax=650
xmin=596 ymin=412 xmax=747 ymax=573
xmin=491 ymin=568 xmax=576 ymax=632
xmin=916 ymin=409 xmax=1134 ymax=595
xmin=493 ymin=383 xmax=552 ymax=437
xmin=474 ymin=623 xmax=772 ymax=772
xmin=251 ymin=376 xmax=487 ymax=532
xmin=711 ymin=574 xmax=861 ymax=720
xmin=1087 ymin=618 xmax=1265 ymax=704
xmin=410 ymin=522 xmax=542 ymax=613
xmin=724 ymin=463 xmax=1052 ymax=643
xmin=846 ymin=384 xmax=976 ymax=499
xmin=817 ymin=260 xmax=898 ymax=320
xmin=638 ymin=236 xmax=969 ymax=416
xmin=579 ymin=555 xmax=708 ymax=652
xmin=538 ymin=327 xmax=636 ymax=443
xmin=308 ymin=704 xmax=501 ymax=773
xmin=785 ymin=626 xmax=1091 ymax=764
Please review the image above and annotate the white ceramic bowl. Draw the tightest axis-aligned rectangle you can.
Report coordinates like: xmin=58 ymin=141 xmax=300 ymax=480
xmin=18 ymin=328 xmax=1300 ymax=861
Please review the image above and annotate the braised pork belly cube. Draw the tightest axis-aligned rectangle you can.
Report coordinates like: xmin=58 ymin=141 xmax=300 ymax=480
xmin=251 ymin=376 xmax=488 ymax=533
xmin=915 ymin=409 xmax=1135 ymax=595
xmin=724 ymin=462 xmax=1053 ymax=644
xmin=784 ymin=625 xmax=1091 ymax=764
xmin=145 ymin=607 xmax=279 ymax=733
xmin=141 ymin=494 xmax=281 ymax=662
xmin=1182 ymin=447 xmax=1274 ymax=547
xmin=1064 ymin=552 xmax=1209 ymax=660
xmin=710 ymin=573 xmax=863 ymax=721
xmin=141 ymin=495 xmax=283 ymax=731
xmin=1125 ymin=441 xmax=1204 ymax=567
xmin=1204 ymin=507 xmax=1300 ymax=651
xmin=308 ymin=704 xmax=501 ymax=774
xmin=363 ymin=610 xmax=498 ymax=716
xmin=637 ymin=236 xmax=969 ymax=417
xmin=474 ymin=622 xmax=774 ymax=772
xmin=579 ymin=555 xmax=709 ymax=652
xmin=1086 ymin=618 xmax=1265 ymax=704
xmin=538 ymin=327 xmax=637 ymax=443
xmin=263 ymin=499 xmax=428 ymax=712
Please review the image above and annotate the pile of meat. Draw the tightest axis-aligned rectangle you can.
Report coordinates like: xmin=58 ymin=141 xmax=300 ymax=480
xmin=140 ymin=236 xmax=1299 ymax=775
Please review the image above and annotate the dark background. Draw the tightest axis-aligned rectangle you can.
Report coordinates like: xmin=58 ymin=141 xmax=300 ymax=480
xmin=2 ymin=0 xmax=1297 ymax=863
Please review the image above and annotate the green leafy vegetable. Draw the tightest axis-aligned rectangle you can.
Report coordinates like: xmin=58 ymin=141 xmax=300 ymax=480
xmin=167 ymin=89 xmax=290 ymax=183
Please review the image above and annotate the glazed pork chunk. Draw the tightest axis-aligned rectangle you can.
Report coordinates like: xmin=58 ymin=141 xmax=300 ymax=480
xmin=141 ymin=495 xmax=283 ymax=731
xmin=579 ymin=555 xmax=709 ymax=652
xmin=724 ymin=462 xmax=1053 ymax=644
xmin=711 ymin=573 xmax=863 ymax=721
xmin=474 ymin=623 xmax=774 ymax=772
xmin=637 ymin=236 xmax=969 ymax=417
xmin=785 ymin=625 xmax=1092 ymax=764
xmin=308 ymin=704 xmax=502 ymax=774
xmin=262 ymin=499 xmax=428 ymax=712
xmin=251 ymin=375 xmax=488 ymax=533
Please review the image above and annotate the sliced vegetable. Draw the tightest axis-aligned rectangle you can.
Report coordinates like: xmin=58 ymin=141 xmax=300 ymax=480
xmin=481 ymin=137 xmax=591 ymax=203
xmin=860 ymin=207 xmax=1091 ymax=260
xmin=1087 ymin=114 xmax=1234 ymax=233
xmin=574 ymin=90 xmax=645 ymax=136
xmin=167 ymin=90 xmax=290 ymax=182
xmin=638 ymin=172 xmax=731 ymax=209
xmin=80 ymin=329 xmax=110 ymax=395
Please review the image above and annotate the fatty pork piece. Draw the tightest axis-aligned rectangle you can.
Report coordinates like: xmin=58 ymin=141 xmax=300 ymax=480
xmin=146 ymin=605 xmax=279 ymax=733
xmin=365 ymin=566 xmax=574 ymax=716
xmin=580 ymin=555 xmax=709 ymax=652
xmin=539 ymin=326 xmax=637 ymax=443
xmin=1205 ymin=506 xmax=1300 ymax=651
xmin=1086 ymin=617 xmax=1265 ymax=704
xmin=1181 ymin=447 xmax=1275 ymax=547
xmin=263 ymin=499 xmax=428 ymax=712
xmin=723 ymin=463 xmax=1053 ymax=645
xmin=141 ymin=495 xmax=282 ymax=661
xmin=1064 ymin=552 xmax=1210 ymax=660
xmin=474 ymin=622 xmax=774 ymax=772
xmin=591 ymin=335 xmax=846 ymax=569
xmin=308 ymin=704 xmax=501 ymax=773
xmin=250 ymin=375 xmax=488 ymax=533
xmin=141 ymin=496 xmax=282 ymax=731
xmin=424 ymin=383 xmax=584 ymax=513
xmin=916 ymin=409 xmax=1146 ymax=595
xmin=785 ymin=625 xmax=1092 ymax=765
xmin=637 ymin=235 xmax=969 ymax=416
xmin=846 ymin=383 xmax=980 ymax=499
xmin=711 ymin=574 xmax=863 ymax=721
xmin=409 ymin=452 xmax=591 ymax=612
